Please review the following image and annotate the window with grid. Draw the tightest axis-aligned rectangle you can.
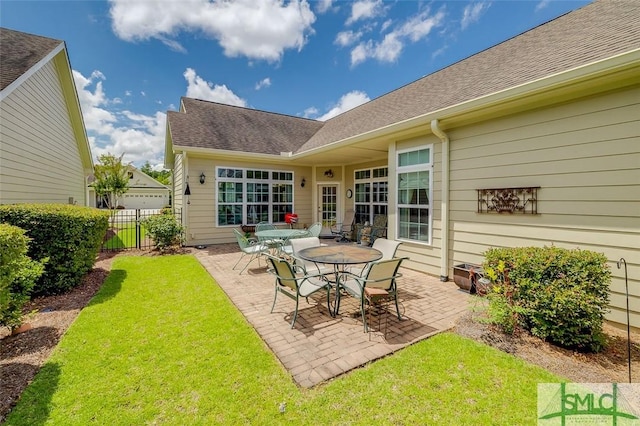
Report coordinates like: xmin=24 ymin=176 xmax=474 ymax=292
xmin=216 ymin=167 xmax=294 ymax=226
xmin=354 ymin=167 xmax=388 ymax=224
xmin=397 ymin=146 xmax=432 ymax=243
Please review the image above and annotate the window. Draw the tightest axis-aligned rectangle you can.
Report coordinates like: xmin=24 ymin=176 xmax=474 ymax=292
xmin=354 ymin=167 xmax=388 ymax=224
xmin=216 ymin=167 xmax=294 ymax=226
xmin=397 ymin=146 xmax=432 ymax=243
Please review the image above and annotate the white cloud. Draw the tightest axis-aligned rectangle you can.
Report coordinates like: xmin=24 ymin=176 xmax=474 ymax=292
xmin=302 ymin=106 xmax=318 ymax=118
xmin=346 ymin=0 xmax=385 ymax=25
xmin=335 ymin=30 xmax=362 ymax=47
xmin=316 ymin=0 xmax=334 ymax=14
xmin=72 ymin=69 xmax=168 ymax=168
xmin=317 ymin=90 xmax=370 ymax=121
xmin=535 ymin=0 xmax=550 ymax=12
xmin=109 ymin=0 xmax=316 ymax=62
xmin=255 ymin=77 xmax=272 ymax=90
xmin=350 ymin=7 xmax=445 ymax=67
xmin=461 ymin=2 xmax=491 ymax=30
xmin=184 ymin=68 xmax=248 ymax=107
xmin=125 ymin=90 xmax=132 ymax=96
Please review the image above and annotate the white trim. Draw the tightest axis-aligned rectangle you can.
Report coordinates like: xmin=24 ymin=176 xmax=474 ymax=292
xmin=0 ymin=42 xmax=65 ymax=101
xmin=396 ymin=144 xmax=434 ymax=246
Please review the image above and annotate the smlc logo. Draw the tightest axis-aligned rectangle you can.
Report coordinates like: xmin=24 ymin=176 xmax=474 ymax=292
xmin=538 ymin=383 xmax=640 ymax=425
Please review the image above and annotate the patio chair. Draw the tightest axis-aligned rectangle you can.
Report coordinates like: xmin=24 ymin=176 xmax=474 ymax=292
xmin=370 ymin=214 xmax=388 ymax=242
xmin=289 ymin=236 xmax=333 ymax=276
xmin=349 ymin=238 xmax=402 ymax=277
xmin=330 ymin=209 xmax=355 ymax=242
xmin=336 ymin=257 xmax=407 ymax=332
xmin=232 ymin=228 xmax=269 ymax=274
xmin=307 ymin=221 xmax=323 ymax=237
xmin=266 ymin=255 xmax=332 ymax=328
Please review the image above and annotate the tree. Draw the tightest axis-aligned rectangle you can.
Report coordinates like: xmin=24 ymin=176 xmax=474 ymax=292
xmin=140 ymin=161 xmax=171 ymax=185
xmin=93 ymin=153 xmax=129 ymax=210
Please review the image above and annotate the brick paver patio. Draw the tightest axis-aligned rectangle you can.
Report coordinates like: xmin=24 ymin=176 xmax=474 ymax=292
xmin=194 ymin=241 xmax=470 ymax=388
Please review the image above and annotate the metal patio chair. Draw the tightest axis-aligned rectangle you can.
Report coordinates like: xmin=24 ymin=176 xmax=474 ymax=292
xmin=266 ymin=255 xmax=332 ymax=328
xmin=336 ymin=257 xmax=407 ymax=332
xmin=232 ymin=228 xmax=269 ymax=274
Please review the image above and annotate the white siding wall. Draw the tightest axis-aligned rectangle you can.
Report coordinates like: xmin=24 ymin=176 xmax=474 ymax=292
xmin=173 ymin=153 xmax=184 ymax=220
xmin=448 ymin=87 xmax=640 ymax=327
xmin=0 ymin=60 xmax=85 ymax=205
xmin=183 ymin=155 xmax=312 ymax=246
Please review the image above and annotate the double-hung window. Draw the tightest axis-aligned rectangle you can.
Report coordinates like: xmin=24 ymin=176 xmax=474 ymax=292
xmin=354 ymin=167 xmax=388 ymax=224
xmin=397 ymin=146 xmax=432 ymax=243
xmin=216 ymin=167 xmax=294 ymax=226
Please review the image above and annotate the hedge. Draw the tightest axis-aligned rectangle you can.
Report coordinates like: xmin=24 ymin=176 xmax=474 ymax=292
xmin=483 ymin=246 xmax=611 ymax=352
xmin=0 ymin=204 xmax=109 ymax=296
xmin=0 ymin=223 xmax=45 ymax=329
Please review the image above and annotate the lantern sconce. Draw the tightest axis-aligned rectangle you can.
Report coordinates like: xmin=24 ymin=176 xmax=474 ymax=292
xmin=324 ymin=169 xmax=333 ymax=178
xmin=199 ymin=172 xmax=206 ymax=184
xmin=301 ymin=177 xmax=306 ymax=188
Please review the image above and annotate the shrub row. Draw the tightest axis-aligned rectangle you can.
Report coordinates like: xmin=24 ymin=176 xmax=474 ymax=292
xmin=0 ymin=223 xmax=45 ymax=329
xmin=0 ymin=204 xmax=109 ymax=296
xmin=483 ymin=246 xmax=611 ymax=352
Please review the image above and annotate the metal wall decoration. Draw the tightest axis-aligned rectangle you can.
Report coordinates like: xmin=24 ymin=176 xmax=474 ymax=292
xmin=477 ymin=187 xmax=539 ymax=214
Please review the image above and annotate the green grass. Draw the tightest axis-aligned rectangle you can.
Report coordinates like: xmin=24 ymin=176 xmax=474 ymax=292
xmin=104 ymin=223 xmax=147 ymax=249
xmin=6 ymin=255 xmax=562 ymax=425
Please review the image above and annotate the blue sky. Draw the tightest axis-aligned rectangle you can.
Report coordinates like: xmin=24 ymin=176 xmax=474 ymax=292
xmin=1 ymin=0 xmax=590 ymax=169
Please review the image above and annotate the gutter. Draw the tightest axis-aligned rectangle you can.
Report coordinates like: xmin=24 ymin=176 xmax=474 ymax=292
xmin=430 ymin=119 xmax=450 ymax=282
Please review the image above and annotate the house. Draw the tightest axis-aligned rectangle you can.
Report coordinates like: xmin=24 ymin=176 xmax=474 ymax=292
xmin=88 ymin=165 xmax=171 ymax=210
xmin=0 ymin=28 xmax=93 ymax=205
xmin=165 ymin=1 xmax=640 ymax=327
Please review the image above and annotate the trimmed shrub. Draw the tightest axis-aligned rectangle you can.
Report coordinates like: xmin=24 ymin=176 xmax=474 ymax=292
xmin=143 ymin=213 xmax=184 ymax=250
xmin=0 ymin=204 xmax=109 ymax=296
xmin=483 ymin=246 xmax=611 ymax=352
xmin=0 ymin=224 xmax=45 ymax=330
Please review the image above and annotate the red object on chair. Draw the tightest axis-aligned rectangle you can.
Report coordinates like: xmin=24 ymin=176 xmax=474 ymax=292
xmin=285 ymin=213 xmax=298 ymax=225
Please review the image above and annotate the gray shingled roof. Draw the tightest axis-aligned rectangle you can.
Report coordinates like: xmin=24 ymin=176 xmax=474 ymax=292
xmin=168 ymin=98 xmax=324 ymax=155
xmin=297 ymin=0 xmax=640 ymax=153
xmin=168 ymin=0 xmax=639 ymax=157
xmin=0 ymin=27 xmax=62 ymax=91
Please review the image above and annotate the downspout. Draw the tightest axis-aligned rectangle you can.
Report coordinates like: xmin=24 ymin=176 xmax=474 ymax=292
xmin=431 ymin=119 xmax=450 ymax=282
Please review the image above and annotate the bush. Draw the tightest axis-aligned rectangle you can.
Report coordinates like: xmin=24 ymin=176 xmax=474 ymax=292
xmin=143 ymin=213 xmax=184 ymax=250
xmin=0 ymin=204 xmax=109 ymax=296
xmin=483 ymin=246 xmax=611 ymax=352
xmin=0 ymin=224 xmax=45 ymax=330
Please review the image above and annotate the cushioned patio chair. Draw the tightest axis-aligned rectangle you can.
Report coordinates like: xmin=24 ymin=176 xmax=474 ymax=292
xmin=349 ymin=238 xmax=402 ymax=277
xmin=266 ymin=255 xmax=332 ymax=328
xmin=232 ymin=228 xmax=268 ymax=274
xmin=289 ymin=236 xmax=333 ymax=276
xmin=336 ymin=257 xmax=407 ymax=332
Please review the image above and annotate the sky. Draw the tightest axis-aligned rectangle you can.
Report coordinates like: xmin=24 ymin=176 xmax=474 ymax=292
xmin=1 ymin=0 xmax=591 ymax=170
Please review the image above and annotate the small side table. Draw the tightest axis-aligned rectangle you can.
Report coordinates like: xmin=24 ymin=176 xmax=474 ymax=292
xmin=364 ymin=287 xmax=393 ymax=338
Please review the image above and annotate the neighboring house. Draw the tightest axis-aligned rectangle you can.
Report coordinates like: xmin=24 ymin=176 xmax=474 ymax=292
xmin=88 ymin=165 xmax=171 ymax=210
xmin=0 ymin=27 xmax=93 ymax=205
xmin=165 ymin=1 xmax=639 ymax=326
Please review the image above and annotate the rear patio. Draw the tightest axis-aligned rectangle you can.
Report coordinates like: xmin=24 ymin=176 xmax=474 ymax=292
xmin=194 ymin=241 xmax=470 ymax=387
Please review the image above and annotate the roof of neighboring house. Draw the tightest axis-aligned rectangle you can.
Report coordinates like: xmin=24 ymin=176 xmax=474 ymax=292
xmin=0 ymin=27 xmax=94 ymax=174
xmin=0 ymin=27 xmax=62 ymax=91
xmin=168 ymin=98 xmax=324 ymax=154
xmin=166 ymin=0 xmax=640 ymax=159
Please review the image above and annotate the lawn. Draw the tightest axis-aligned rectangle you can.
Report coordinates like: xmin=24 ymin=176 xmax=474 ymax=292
xmin=103 ymin=222 xmax=147 ymax=249
xmin=6 ymin=255 xmax=562 ymax=425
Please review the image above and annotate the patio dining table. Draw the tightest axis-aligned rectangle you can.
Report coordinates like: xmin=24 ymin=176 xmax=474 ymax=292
xmin=297 ymin=245 xmax=382 ymax=315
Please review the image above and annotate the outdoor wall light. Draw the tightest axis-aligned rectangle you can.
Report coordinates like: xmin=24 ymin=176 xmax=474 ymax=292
xmin=324 ymin=169 xmax=333 ymax=178
xmin=199 ymin=172 xmax=206 ymax=184
xmin=301 ymin=177 xmax=306 ymax=188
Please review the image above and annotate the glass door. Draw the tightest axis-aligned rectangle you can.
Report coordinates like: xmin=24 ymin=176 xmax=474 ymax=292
xmin=318 ymin=184 xmax=338 ymax=236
